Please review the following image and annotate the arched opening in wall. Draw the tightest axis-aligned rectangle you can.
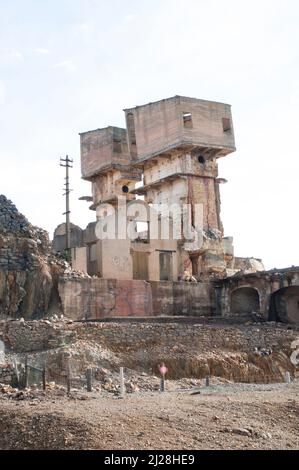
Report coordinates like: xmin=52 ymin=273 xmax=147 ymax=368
xmin=269 ymin=286 xmax=299 ymax=323
xmin=231 ymin=287 xmax=260 ymax=314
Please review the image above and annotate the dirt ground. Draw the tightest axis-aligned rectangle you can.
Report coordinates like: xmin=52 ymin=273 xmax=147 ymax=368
xmin=0 ymin=381 xmax=298 ymax=450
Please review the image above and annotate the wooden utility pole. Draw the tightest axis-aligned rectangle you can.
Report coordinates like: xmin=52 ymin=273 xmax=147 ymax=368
xmin=60 ymin=156 xmax=73 ymax=264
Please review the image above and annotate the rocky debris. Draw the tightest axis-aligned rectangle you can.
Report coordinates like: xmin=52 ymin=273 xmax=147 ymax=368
xmin=182 ymin=271 xmax=197 ymax=282
xmin=0 ymin=195 xmax=35 ymax=238
xmin=0 ymin=381 xmax=68 ymax=401
xmin=0 ymin=385 xmax=40 ymax=401
xmin=0 ymin=194 xmax=91 ymax=320
xmin=225 ymin=427 xmax=253 ymax=437
xmin=254 ymin=347 xmax=273 ymax=357
xmin=0 ymin=320 xmax=76 ymax=352
xmin=0 ymin=321 xmax=298 ymax=389
xmin=0 ymin=384 xmax=298 ymax=450
xmin=57 ymin=261 xmax=91 ymax=280
xmin=223 ymin=427 xmax=272 ymax=440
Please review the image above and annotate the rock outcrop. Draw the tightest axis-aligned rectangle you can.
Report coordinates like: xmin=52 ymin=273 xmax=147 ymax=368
xmin=0 ymin=195 xmax=64 ymax=319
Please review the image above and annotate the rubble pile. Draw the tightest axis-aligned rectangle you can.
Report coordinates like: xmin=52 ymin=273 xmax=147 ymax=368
xmin=0 ymin=382 xmax=67 ymax=401
xmin=59 ymin=263 xmax=91 ymax=279
xmin=0 ymin=195 xmax=36 ymax=237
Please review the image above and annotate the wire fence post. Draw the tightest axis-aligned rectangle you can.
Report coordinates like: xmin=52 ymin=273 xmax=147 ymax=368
xmin=13 ymin=358 xmax=20 ymax=388
xmin=206 ymin=376 xmax=210 ymax=387
xmin=285 ymin=371 xmax=291 ymax=384
xmin=160 ymin=375 xmax=165 ymax=392
xmin=119 ymin=367 xmax=125 ymax=398
xmin=42 ymin=362 xmax=47 ymax=391
xmin=86 ymin=368 xmax=93 ymax=392
xmin=24 ymin=355 xmax=29 ymax=389
xmin=66 ymin=358 xmax=71 ymax=394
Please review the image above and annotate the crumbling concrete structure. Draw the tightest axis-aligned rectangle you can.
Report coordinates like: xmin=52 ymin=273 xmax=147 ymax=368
xmin=217 ymin=266 xmax=299 ymax=323
xmin=73 ymin=96 xmax=262 ymax=282
xmin=52 ymin=95 xmax=299 ymax=323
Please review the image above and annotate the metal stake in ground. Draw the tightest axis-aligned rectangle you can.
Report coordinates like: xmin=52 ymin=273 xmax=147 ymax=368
xmin=86 ymin=368 xmax=93 ymax=392
xmin=66 ymin=358 xmax=72 ymax=394
xmin=159 ymin=363 xmax=168 ymax=392
xmin=42 ymin=361 xmax=47 ymax=392
xmin=119 ymin=367 xmax=125 ymax=398
xmin=24 ymin=355 xmax=29 ymax=389
xmin=13 ymin=358 xmax=20 ymax=388
xmin=285 ymin=371 xmax=291 ymax=384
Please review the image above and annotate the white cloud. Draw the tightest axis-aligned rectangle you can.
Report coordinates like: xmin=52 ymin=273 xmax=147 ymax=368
xmin=53 ymin=60 xmax=77 ymax=72
xmin=35 ymin=47 xmax=51 ymax=55
xmin=74 ymin=22 xmax=94 ymax=34
xmin=0 ymin=81 xmax=6 ymax=105
xmin=124 ymin=14 xmax=136 ymax=22
xmin=6 ymin=50 xmax=24 ymax=62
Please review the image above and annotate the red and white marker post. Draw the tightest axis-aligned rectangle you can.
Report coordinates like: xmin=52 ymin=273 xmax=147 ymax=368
xmin=159 ymin=363 xmax=168 ymax=392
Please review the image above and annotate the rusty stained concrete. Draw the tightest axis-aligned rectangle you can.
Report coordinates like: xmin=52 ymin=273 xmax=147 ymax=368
xmin=51 ymin=96 xmax=299 ymax=322
xmin=70 ymin=95 xmax=245 ymax=283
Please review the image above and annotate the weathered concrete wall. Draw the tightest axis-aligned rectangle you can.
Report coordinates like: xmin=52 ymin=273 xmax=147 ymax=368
xmin=58 ymin=278 xmax=153 ymax=320
xmin=91 ymin=168 xmax=140 ymax=206
xmin=99 ymin=239 xmax=133 ymax=280
xmin=58 ymin=278 xmax=214 ymax=320
xmin=80 ymin=127 xmax=130 ymax=179
xmin=143 ymin=153 xmax=218 ymax=186
xmin=220 ymin=268 xmax=299 ymax=323
xmin=124 ymin=96 xmax=235 ymax=162
xmin=150 ymin=281 xmax=213 ymax=317
xmin=71 ymin=246 xmax=88 ymax=273
xmin=52 ymin=223 xmax=84 ymax=254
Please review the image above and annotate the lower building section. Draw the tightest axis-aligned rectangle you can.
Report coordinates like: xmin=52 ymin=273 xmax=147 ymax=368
xmin=58 ymin=278 xmax=214 ymax=320
xmin=58 ymin=266 xmax=299 ymax=324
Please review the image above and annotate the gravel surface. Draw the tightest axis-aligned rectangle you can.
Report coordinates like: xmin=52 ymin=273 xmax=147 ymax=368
xmin=0 ymin=381 xmax=298 ymax=450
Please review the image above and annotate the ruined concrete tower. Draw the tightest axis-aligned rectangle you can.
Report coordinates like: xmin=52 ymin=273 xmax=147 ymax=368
xmin=80 ymin=126 xmax=142 ymax=278
xmin=80 ymin=126 xmax=142 ymax=210
xmin=124 ymin=96 xmax=236 ymax=278
xmin=77 ymin=96 xmax=237 ymax=281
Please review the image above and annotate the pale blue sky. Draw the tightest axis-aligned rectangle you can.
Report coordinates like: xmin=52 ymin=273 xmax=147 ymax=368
xmin=0 ymin=0 xmax=298 ymax=269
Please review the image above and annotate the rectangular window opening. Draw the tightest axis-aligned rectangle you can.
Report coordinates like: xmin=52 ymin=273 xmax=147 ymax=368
xmin=183 ymin=112 xmax=193 ymax=129
xmin=222 ymin=117 xmax=231 ymax=133
xmin=113 ymin=139 xmax=122 ymax=153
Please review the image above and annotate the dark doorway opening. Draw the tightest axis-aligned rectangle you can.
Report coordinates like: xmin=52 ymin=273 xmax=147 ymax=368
xmin=269 ymin=286 xmax=299 ymax=323
xmin=132 ymin=251 xmax=149 ymax=280
xmin=159 ymin=252 xmax=172 ymax=281
xmin=231 ymin=287 xmax=260 ymax=314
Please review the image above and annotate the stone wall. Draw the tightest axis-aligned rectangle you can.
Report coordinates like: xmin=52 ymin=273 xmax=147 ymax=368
xmin=0 ymin=320 xmax=76 ymax=353
xmin=0 ymin=320 xmax=298 ymax=382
